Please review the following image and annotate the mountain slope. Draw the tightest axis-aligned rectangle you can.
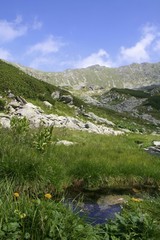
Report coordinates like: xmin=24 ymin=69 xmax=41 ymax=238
xmin=0 ymin=60 xmax=58 ymax=103
xmin=9 ymin=61 xmax=160 ymax=91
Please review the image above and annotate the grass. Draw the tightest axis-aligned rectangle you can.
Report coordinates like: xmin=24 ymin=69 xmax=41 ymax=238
xmin=0 ymin=122 xmax=160 ymax=195
xmin=1 ymin=121 xmax=160 ymax=191
xmin=0 ymin=118 xmax=160 ymax=238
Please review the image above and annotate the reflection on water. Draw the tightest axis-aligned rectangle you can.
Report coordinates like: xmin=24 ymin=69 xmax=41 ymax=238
xmin=78 ymin=202 xmax=122 ymax=225
xmin=65 ymin=197 xmax=122 ymax=225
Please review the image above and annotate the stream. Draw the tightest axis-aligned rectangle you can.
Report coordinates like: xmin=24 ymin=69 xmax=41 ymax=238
xmin=65 ymin=194 xmax=125 ymax=225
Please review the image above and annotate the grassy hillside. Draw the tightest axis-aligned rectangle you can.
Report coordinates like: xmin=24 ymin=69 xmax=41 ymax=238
xmin=111 ymin=88 xmax=150 ymax=98
xmin=0 ymin=60 xmax=59 ymax=103
xmin=0 ymin=60 xmax=90 ymax=110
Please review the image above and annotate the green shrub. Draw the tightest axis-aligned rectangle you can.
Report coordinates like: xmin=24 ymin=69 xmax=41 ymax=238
xmin=33 ymin=126 xmax=53 ymax=152
xmin=0 ymin=98 xmax=6 ymax=111
xmin=101 ymin=210 xmax=156 ymax=239
xmin=146 ymin=95 xmax=160 ymax=110
xmin=11 ymin=116 xmax=29 ymax=135
xmin=111 ymin=88 xmax=150 ymax=98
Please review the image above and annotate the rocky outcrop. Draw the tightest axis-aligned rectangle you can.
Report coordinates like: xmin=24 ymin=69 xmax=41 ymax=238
xmin=144 ymin=141 xmax=160 ymax=155
xmin=81 ymin=111 xmax=115 ymax=126
xmin=0 ymin=98 xmax=123 ymax=135
xmin=101 ymin=96 xmax=146 ymax=113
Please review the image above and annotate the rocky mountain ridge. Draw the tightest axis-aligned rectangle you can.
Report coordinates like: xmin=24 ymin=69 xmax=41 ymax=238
xmin=6 ymin=60 xmax=160 ymax=91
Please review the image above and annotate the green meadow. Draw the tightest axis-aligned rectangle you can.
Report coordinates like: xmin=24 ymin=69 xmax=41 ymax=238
xmin=0 ymin=118 xmax=160 ymax=239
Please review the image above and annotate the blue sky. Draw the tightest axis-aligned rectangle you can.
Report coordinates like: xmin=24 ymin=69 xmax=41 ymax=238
xmin=0 ymin=0 xmax=160 ymax=71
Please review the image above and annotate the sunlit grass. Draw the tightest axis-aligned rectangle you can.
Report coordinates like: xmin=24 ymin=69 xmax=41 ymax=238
xmin=0 ymin=124 xmax=160 ymax=238
xmin=1 ymin=126 xmax=160 ymax=191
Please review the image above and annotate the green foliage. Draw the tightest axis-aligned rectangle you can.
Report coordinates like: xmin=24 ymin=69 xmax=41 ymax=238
xmin=112 ymin=88 xmax=150 ymax=98
xmin=146 ymin=95 xmax=160 ymax=110
xmin=0 ymin=98 xmax=6 ymax=111
xmin=101 ymin=210 xmax=156 ymax=239
xmin=11 ymin=116 xmax=29 ymax=135
xmin=0 ymin=183 xmax=100 ymax=240
xmin=0 ymin=180 xmax=160 ymax=239
xmin=33 ymin=126 xmax=53 ymax=152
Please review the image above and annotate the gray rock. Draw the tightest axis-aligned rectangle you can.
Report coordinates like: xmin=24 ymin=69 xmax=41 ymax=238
xmin=60 ymin=95 xmax=73 ymax=104
xmin=85 ymin=121 xmax=101 ymax=133
xmin=87 ymin=112 xmax=115 ymax=126
xmin=56 ymin=140 xmax=76 ymax=146
xmin=9 ymin=100 xmax=21 ymax=108
xmin=153 ymin=141 xmax=160 ymax=147
xmin=102 ymin=97 xmax=146 ymax=113
xmin=15 ymin=96 xmax=27 ymax=104
xmin=51 ymin=91 xmax=60 ymax=100
xmin=0 ymin=115 xmax=10 ymax=128
xmin=0 ymin=100 xmax=123 ymax=135
xmin=8 ymin=93 xmax=15 ymax=98
xmin=43 ymin=101 xmax=52 ymax=108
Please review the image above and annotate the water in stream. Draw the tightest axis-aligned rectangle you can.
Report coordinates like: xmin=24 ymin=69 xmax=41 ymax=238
xmin=65 ymin=194 xmax=124 ymax=225
xmin=78 ymin=202 xmax=122 ymax=225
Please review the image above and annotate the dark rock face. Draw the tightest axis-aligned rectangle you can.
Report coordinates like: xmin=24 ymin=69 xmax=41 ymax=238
xmin=60 ymin=95 xmax=73 ymax=104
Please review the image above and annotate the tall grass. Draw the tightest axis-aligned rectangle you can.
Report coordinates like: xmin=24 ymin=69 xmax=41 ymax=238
xmin=1 ymin=123 xmax=160 ymax=192
xmin=0 ymin=122 xmax=160 ymax=238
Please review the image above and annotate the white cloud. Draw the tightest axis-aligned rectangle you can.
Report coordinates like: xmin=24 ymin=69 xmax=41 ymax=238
xmin=27 ymin=35 xmax=65 ymax=55
xmin=29 ymin=56 xmax=54 ymax=69
xmin=75 ymin=49 xmax=113 ymax=68
xmin=154 ymin=40 xmax=160 ymax=51
xmin=118 ymin=24 xmax=158 ymax=65
xmin=0 ymin=48 xmax=12 ymax=60
xmin=0 ymin=16 xmax=28 ymax=42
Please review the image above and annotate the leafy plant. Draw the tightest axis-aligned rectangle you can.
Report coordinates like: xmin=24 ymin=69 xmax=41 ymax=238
xmin=101 ymin=210 xmax=156 ymax=239
xmin=33 ymin=125 xmax=53 ymax=152
xmin=0 ymin=98 xmax=6 ymax=111
xmin=11 ymin=116 xmax=29 ymax=135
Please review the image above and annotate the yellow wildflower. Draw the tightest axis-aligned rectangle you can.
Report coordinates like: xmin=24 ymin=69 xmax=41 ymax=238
xmin=13 ymin=192 xmax=20 ymax=198
xmin=131 ymin=197 xmax=143 ymax=202
xmin=45 ymin=193 xmax=52 ymax=199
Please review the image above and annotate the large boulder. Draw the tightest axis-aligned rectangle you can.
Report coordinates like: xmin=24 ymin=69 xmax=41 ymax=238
xmin=0 ymin=114 xmax=11 ymax=128
xmin=51 ymin=91 xmax=60 ymax=100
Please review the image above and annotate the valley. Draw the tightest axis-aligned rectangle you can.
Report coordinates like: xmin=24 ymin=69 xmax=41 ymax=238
xmin=0 ymin=59 xmax=160 ymax=239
